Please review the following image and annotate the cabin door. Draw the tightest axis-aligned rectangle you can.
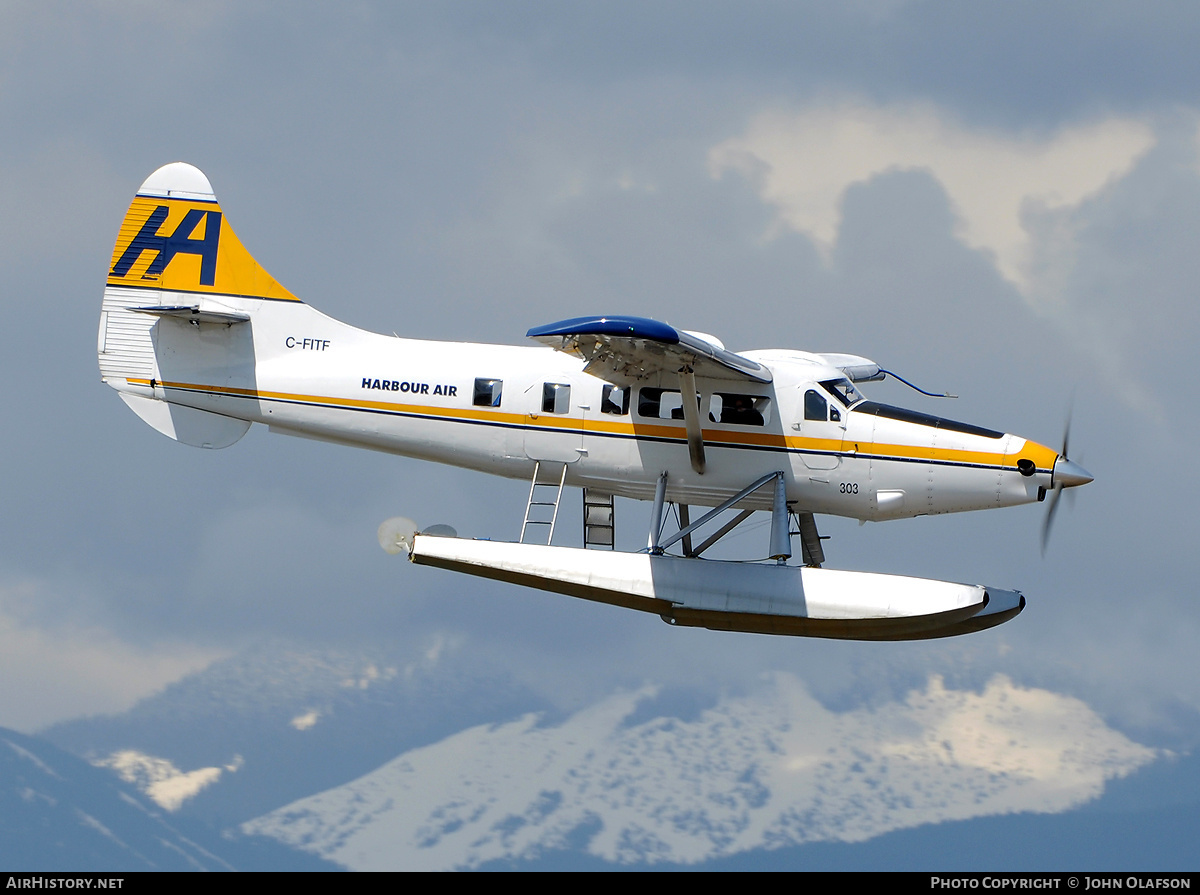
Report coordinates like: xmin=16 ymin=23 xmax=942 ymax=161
xmin=523 ymin=377 xmax=585 ymax=463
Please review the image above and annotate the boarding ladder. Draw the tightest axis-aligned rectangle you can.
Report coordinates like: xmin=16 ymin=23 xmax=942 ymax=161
xmin=582 ymin=490 xmax=615 ymax=549
xmin=520 ymin=461 xmax=568 ymax=545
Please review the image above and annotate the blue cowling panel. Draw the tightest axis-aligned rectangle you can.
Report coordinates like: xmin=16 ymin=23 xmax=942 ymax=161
xmin=528 ymin=314 xmax=772 ymax=384
xmin=526 ymin=315 xmax=680 ymax=343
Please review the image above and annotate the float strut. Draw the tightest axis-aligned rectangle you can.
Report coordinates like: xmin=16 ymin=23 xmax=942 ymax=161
xmin=648 ymin=471 xmax=668 ymax=554
xmin=770 ymin=471 xmax=792 ymax=563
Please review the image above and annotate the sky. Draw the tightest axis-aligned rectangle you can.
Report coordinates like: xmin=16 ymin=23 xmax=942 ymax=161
xmin=2 ymin=0 xmax=1199 ymax=811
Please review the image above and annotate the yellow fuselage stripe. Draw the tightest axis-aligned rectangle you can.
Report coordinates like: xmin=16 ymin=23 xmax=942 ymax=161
xmin=127 ymin=377 xmax=1055 ymax=470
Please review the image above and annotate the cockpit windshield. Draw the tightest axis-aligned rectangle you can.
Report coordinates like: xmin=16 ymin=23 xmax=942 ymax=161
xmin=820 ymin=378 xmax=864 ymax=407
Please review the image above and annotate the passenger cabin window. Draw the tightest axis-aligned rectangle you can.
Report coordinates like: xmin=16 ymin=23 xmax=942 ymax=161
xmin=638 ymin=387 xmax=687 ymax=420
xmin=804 ymin=389 xmax=828 ymax=421
xmin=709 ymin=393 xmax=769 ymax=426
xmin=542 ymin=382 xmax=571 ymax=414
xmin=601 ymin=385 xmax=630 ymax=415
xmin=473 ymin=378 xmax=503 ymax=407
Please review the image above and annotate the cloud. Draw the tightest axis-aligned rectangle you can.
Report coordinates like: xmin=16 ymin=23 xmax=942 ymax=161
xmin=0 ymin=580 xmax=225 ymax=732
xmin=709 ymin=99 xmax=1154 ymax=294
xmin=246 ymin=673 xmax=1155 ymax=870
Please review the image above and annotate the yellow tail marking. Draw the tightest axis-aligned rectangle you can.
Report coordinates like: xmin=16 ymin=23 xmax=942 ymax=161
xmin=107 ymin=196 xmax=299 ymax=302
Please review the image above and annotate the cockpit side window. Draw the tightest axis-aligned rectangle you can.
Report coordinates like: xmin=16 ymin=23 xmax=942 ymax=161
xmin=804 ymin=389 xmax=828 ymax=421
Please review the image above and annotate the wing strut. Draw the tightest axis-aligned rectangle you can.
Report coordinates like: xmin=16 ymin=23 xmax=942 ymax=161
xmin=678 ymin=369 xmax=706 ymax=474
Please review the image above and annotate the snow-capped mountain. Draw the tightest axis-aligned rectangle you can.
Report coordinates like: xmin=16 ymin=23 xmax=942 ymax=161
xmin=0 ymin=727 xmax=337 ymax=871
xmin=244 ymin=673 xmax=1156 ymax=870
xmin=43 ymin=637 xmax=551 ymax=825
xmin=39 ymin=637 xmax=1184 ymax=871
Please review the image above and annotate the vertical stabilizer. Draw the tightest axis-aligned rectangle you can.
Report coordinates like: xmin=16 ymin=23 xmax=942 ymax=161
xmin=98 ymin=163 xmax=293 ymax=448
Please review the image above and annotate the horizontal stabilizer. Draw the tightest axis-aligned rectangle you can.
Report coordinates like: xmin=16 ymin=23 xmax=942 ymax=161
xmin=128 ymin=304 xmax=250 ymax=324
xmin=528 ymin=315 xmax=772 ymax=384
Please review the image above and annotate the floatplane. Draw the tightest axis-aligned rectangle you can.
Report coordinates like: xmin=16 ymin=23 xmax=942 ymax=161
xmin=98 ymin=163 xmax=1092 ymax=640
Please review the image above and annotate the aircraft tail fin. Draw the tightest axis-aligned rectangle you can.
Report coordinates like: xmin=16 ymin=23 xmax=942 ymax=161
xmin=103 ymin=162 xmax=298 ymax=302
xmin=98 ymin=162 xmax=295 ymax=448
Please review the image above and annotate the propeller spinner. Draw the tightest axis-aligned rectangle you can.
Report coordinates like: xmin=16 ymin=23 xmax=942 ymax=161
xmin=1041 ymin=415 xmax=1094 ymax=555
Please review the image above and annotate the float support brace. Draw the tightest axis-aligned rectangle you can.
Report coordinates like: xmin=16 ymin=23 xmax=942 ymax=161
xmin=770 ymin=471 xmax=792 ymax=562
xmin=648 ymin=471 xmax=668 ymax=554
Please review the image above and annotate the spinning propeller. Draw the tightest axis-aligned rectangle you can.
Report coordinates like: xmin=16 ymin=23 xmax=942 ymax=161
xmin=377 ymin=517 xmax=457 ymax=555
xmin=1040 ymin=412 xmax=1093 ymax=555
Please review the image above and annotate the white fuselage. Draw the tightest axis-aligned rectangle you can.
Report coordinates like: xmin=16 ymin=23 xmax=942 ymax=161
xmin=100 ymin=293 xmax=1058 ymax=520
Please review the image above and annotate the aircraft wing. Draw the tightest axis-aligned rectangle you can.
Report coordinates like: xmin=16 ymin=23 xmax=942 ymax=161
xmin=527 ymin=315 xmax=772 ymax=384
